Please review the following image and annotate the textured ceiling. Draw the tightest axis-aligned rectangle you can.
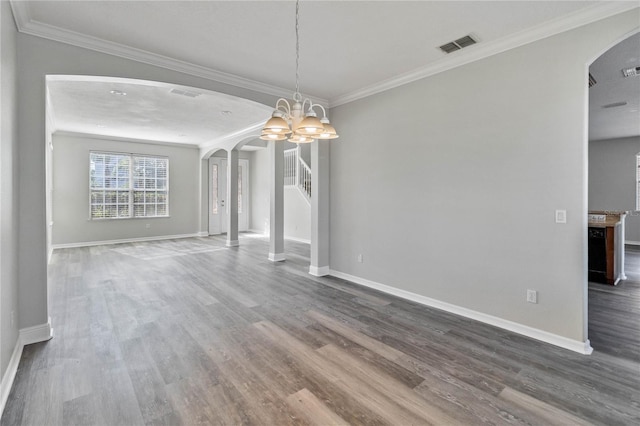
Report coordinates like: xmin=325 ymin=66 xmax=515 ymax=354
xmin=589 ymin=33 xmax=640 ymax=141
xmin=20 ymin=1 xmax=639 ymax=145
xmin=22 ymin=0 xmax=603 ymax=101
xmin=47 ymin=77 xmax=272 ymax=145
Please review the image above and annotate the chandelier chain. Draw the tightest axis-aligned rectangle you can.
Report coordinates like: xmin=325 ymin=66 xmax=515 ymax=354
xmin=295 ymin=0 xmax=300 ymax=98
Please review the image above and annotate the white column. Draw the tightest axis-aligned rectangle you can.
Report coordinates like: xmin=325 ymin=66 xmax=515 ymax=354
xmin=310 ymin=139 xmax=330 ymax=276
xmin=620 ymin=213 xmax=627 ymax=280
xmin=226 ymin=149 xmax=239 ymax=247
xmin=269 ymin=141 xmax=285 ymax=261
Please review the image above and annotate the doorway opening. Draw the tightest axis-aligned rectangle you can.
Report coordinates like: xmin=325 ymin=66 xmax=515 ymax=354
xmin=587 ymin=32 xmax=640 ymax=361
xmin=208 ymin=156 xmax=249 ymax=235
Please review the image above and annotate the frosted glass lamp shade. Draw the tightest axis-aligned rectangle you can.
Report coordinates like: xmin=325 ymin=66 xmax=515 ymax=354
xmin=316 ymin=122 xmax=339 ymax=139
xmin=262 ymin=115 xmax=291 ymax=135
xmin=288 ymin=134 xmax=314 ymax=144
xmin=296 ymin=115 xmax=325 ymax=136
xmin=259 ymin=132 xmax=287 ymax=141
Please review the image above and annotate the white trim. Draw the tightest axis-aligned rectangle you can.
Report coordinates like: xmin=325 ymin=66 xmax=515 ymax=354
xmin=51 ymin=233 xmax=201 ymax=249
xmin=0 ymin=337 xmax=23 ymax=417
xmin=285 ymin=236 xmax=311 ymax=245
xmin=196 ymin=231 xmax=208 ymax=237
xmin=10 ymin=1 xmax=326 ymax=106
xmin=226 ymin=239 xmax=240 ymax=247
xmin=309 ymin=265 xmax=330 ymax=277
xmin=626 ymin=240 xmax=640 ymax=246
xmin=10 ymin=1 xmax=634 ymax=109
xmin=329 ymin=270 xmax=594 ymax=355
xmin=20 ymin=318 xmax=54 ymax=346
xmin=329 ymin=2 xmax=638 ymax=107
xmin=268 ymin=252 xmax=286 ymax=262
xmin=248 ymin=228 xmax=267 ymax=236
xmin=0 ymin=319 xmax=54 ymax=417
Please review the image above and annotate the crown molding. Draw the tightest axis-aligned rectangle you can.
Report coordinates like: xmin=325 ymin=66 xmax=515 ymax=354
xmin=8 ymin=1 xmax=328 ymax=106
xmin=10 ymin=1 xmax=636 ymax=110
xmin=329 ymin=2 xmax=639 ymax=108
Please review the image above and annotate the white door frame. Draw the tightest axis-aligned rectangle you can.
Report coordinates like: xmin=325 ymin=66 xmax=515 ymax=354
xmin=208 ymin=157 xmax=249 ymax=235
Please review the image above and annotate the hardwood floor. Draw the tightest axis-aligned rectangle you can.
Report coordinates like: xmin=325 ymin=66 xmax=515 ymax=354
xmin=2 ymin=235 xmax=639 ymax=425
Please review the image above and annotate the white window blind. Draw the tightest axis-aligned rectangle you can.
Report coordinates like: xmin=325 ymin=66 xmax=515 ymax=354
xmin=90 ymin=152 xmax=169 ymax=219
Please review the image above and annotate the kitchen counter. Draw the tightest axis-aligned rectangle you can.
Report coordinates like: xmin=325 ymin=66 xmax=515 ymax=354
xmin=588 ymin=211 xmax=627 ymax=285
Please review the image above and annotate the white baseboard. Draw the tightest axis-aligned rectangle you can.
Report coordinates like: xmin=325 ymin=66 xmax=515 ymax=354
xmin=309 ymin=265 xmax=330 ymax=277
xmin=248 ymin=228 xmax=267 ymax=236
xmin=329 ymin=270 xmax=593 ymax=355
xmin=1 ymin=319 xmax=54 ymax=417
xmin=268 ymin=252 xmax=286 ymax=262
xmin=626 ymin=240 xmax=640 ymax=246
xmin=226 ymin=239 xmax=240 ymax=247
xmin=20 ymin=318 xmax=54 ymax=346
xmin=0 ymin=336 xmax=22 ymax=417
xmin=196 ymin=231 xmax=208 ymax=237
xmin=51 ymin=233 xmax=201 ymax=249
xmin=285 ymin=236 xmax=311 ymax=244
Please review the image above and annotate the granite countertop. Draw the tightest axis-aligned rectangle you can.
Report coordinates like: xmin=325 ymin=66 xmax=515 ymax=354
xmin=588 ymin=217 xmax=621 ymax=228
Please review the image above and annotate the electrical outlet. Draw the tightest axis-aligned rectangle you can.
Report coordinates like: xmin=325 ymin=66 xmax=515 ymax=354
xmin=555 ymin=210 xmax=567 ymax=224
xmin=145 ymin=223 xmax=151 ymax=229
xmin=527 ymin=289 xmax=538 ymax=304
xmin=357 ymin=254 xmax=363 ymax=263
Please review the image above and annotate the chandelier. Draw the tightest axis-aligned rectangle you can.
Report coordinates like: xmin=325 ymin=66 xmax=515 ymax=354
xmin=260 ymin=0 xmax=339 ymax=143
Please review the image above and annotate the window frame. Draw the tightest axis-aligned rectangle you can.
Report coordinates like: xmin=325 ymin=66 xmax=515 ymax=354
xmin=89 ymin=151 xmax=170 ymax=220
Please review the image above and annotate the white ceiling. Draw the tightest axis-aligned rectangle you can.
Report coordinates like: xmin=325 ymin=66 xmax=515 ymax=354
xmin=15 ymin=1 xmax=640 ymax=146
xmin=589 ymin=33 xmax=640 ymax=141
xmin=47 ymin=76 xmax=271 ymax=146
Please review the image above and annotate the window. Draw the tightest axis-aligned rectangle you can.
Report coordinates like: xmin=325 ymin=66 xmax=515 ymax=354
xmin=637 ymin=153 xmax=640 ymax=210
xmin=90 ymin=152 xmax=169 ymax=219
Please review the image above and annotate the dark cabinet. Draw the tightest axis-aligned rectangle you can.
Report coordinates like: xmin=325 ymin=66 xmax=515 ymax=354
xmin=588 ymin=226 xmax=615 ymax=284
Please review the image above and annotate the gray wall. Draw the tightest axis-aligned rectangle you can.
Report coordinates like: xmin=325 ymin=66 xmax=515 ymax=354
xmin=0 ymin=0 xmax=19 ymax=380
xmin=51 ymin=133 xmax=200 ymax=245
xmin=16 ymin=33 xmax=279 ymax=331
xmin=250 ymin=148 xmax=270 ymax=234
xmin=328 ymin=11 xmax=639 ymax=342
xmin=589 ymin=136 xmax=640 ymax=243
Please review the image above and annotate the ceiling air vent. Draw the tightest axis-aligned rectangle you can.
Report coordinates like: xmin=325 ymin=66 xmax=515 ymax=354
xmin=622 ymin=66 xmax=640 ymax=77
xmin=170 ymin=88 xmax=202 ymax=98
xmin=602 ymin=101 xmax=628 ymax=109
xmin=588 ymin=73 xmax=597 ymax=88
xmin=439 ymin=35 xmax=477 ymax=54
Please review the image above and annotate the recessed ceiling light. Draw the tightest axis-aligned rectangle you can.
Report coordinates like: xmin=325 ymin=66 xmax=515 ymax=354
xmin=221 ymin=110 xmax=233 ymax=116
xmin=110 ymin=90 xmax=127 ymax=96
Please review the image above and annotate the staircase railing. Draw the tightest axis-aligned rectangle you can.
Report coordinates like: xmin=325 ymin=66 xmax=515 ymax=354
xmin=284 ymin=147 xmax=311 ymax=202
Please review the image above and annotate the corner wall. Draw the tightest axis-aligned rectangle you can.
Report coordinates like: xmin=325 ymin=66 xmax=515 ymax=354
xmin=589 ymin=136 xmax=640 ymax=243
xmin=0 ymin=0 xmax=20 ymax=400
xmin=328 ymin=10 xmax=639 ymax=346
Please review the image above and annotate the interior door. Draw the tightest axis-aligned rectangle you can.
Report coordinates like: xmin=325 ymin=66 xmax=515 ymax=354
xmin=209 ymin=158 xmax=226 ymax=235
xmin=208 ymin=157 xmax=249 ymax=235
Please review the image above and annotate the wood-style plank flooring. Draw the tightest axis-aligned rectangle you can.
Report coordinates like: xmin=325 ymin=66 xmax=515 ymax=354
xmin=2 ymin=235 xmax=639 ymax=425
